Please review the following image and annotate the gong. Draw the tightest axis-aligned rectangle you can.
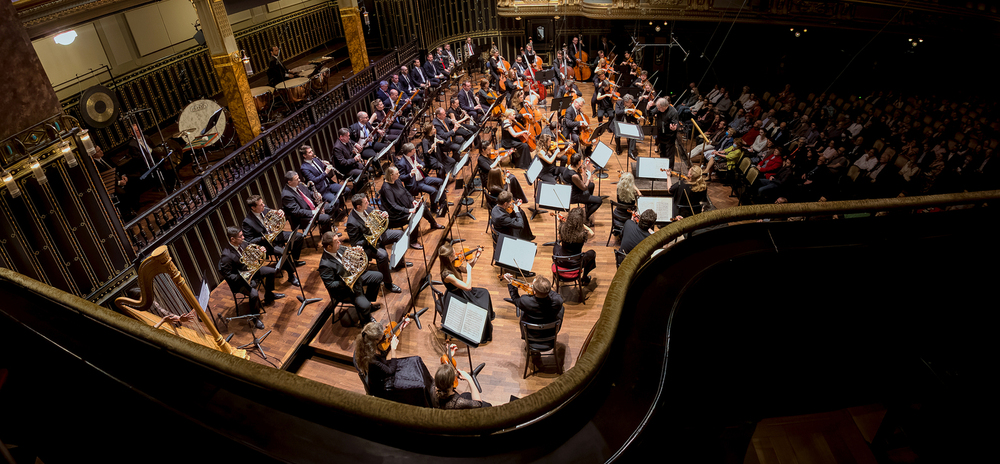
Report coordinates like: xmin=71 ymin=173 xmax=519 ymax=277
xmin=79 ymin=85 xmax=120 ymax=129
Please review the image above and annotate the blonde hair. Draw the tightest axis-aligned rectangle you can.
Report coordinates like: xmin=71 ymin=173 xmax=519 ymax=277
xmin=688 ymin=166 xmax=706 ymax=193
xmin=617 ymin=172 xmax=638 ymax=204
xmin=504 ymin=108 xmax=516 ymax=118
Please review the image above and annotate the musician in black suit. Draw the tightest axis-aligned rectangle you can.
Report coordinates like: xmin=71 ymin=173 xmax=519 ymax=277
xmin=396 ymin=142 xmax=445 ymax=201
xmin=562 ymin=97 xmax=587 ymax=152
xmin=648 ymin=97 xmax=680 ymax=165
xmin=554 ymin=77 xmax=581 ymax=100
xmin=393 ymin=70 xmax=422 ymax=107
xmin=242 ymin=195 xmax=303 ymax=287
xmin=350 ymin=112 xmax=386 ymax=160
xmin=267 ymin=45 xmax=293 ymax=87
xmin=381 ymin=165 xmax=445 ymax=249
xmin=447 ymin=97 xmax=482 ymax=150
xmin=421 ymin=55 xmax=443 ymax=86
xmin=463 ymin=37 xmax=479 ymax=72
xmin=458 ymin=80 xmax=485 ymax=123
xmin=219 ymin=227 xmax=284 ymax=329
xmin=421 ymin=123 xmax=455 ymax=176
xmin=319 ymin=231 xmax=382 ymax=326
xmin=490 ymin=190 xmax=533 ymax=242
xmin=620 ymin=209 xmax=657 ymax=255
xmin=433 ymin=107 xmax=464 ymax=159
xmin=410 ymin=58 xmax=432 ymax=89
xmin=442 ymin=44 xmax=458 ymax=72
xmin=299 ymin=145 xmax=347 ymax=205
xmin=614 ymin=94 xmax=645 ymax=159
xmin=376 ymin=81 xmax=392 ymax=107
xmin=333 ymin=128 xmax=365 ymax=178
xmin=281 ymin=171 xmax=332 ymax=234
xmin=504 ymin=274 xmax=564 ymax=339
xmin=569 ymin=36 xmax=585 ymax=68
xmin=344 ymin=194 xmax=405 ymax=293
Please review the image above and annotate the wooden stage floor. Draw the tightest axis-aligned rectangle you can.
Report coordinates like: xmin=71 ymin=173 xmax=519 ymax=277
xmin=206 ymin=75 xmax=738 ymax=406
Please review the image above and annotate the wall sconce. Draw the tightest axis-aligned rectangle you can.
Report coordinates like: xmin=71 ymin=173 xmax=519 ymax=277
xmin=2 ymin=169 xmax=20 ymax=198
xmin=59 ymin=140 xmax=78 ymax=168
xmin=78 ymin=129 xmax=97 ymax=156
xmin=29 ymin=156 xmax=48 ymax=185
xmin=54 ymin=30 xmax=77 ymax=45
xmin=240 ymin=50 xmax=253 ymax=76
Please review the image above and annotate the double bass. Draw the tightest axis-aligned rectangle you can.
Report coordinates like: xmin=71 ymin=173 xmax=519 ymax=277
xmin=558 ymin=44 xmax=572 ymax=81
xmin=523 ymin=40 xmax=547 ymax=100
xmin=572 ymin=34 xmax=591 ymax=81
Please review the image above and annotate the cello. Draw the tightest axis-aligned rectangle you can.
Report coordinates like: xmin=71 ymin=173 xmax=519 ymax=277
xmin=576 ymin=111 xmax=593 ymax=147
xmin=558 ymin=44 xmax=572 ymax=81
xmin=572 ymin=34 xmax=591 ymax=81
xmin=524 ymin=39 xmax=547 ymax=100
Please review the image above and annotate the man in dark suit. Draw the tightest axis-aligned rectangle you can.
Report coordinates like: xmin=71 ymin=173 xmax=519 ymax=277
xmin=381 ymin=165 xmax=444 ymax=249
xmin=463 ymin=37 xmax=479 ymax=72
xmin=266 ymin=45 xmax=292 ymax=87
xmin=332 ymin=128 xmax=364 ymax=179
xmin=218 ymin=227 xmax=285 ymax=329
xmin=281 ymin=171 xmax=332 ymax=234
xmin=504 ymin=274 xmax=564 ymax=340
xmin=299 ymin=145 xmax=347 ymax=205
xmin=419 ymin=57 xmax=442 ymax=87
xmin=344 ymin=194 xmax=405 ymax=293
xmin=396 ymin=67 xmax=422 ymax=107
xmin=562 ymin=97 xmax=587 ymax=152
xmin=376 ymin=81 xmax=392 ymax=107
xmin=447 ymin=97 xmax=482 ymax=150
xmin=350 ymin=112 xmax=387 ymax=160
xmin=420 ymin=122 xmax=455 ymax=176
xmin=648 ymin=97 xmax=680 ymax=166
xmin=433 ymin=107 xmax=464 ymax=159
xmin=620 ymin=209 xmax=657 ymax=255
xmin=242 ymin=194 xmax=303 ymax=288
xmin=318 ymin=231 xmax=382 ymax=327
xmin=491 ymin=190 xmax=532 ymax=242
xmin=458 ymin=80 xmax=484 ymax=123
xmin=410 ymin=58 xmax=432 ymax=89
xmin=396 ymin=142 xmax=446 ymax=215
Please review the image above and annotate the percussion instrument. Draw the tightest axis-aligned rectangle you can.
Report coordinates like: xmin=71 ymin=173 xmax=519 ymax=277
xmin=276 ymin=77 xmax=310 ymax=103
xmin=250 ymin=86 xmax=274 ymax=112
xmin=290 ymin=64 xmax=315 ymax=78
xmin=178 ymin=99 xmax=227 ymax=147
xmin=311 ymin=68 xmax=330 ymax=92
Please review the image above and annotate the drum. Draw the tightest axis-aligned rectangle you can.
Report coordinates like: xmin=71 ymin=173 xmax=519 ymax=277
xmin=276 ymin=78 xmax=310 ymax=103
xmin=178 ymin=99 xmax=226 ymax=147
xmin=311 ymin=68 xmax=330 ymax=92
xmin=250 ymin=86 xmax=274 ymax=112
xmin=290 ymin=64 xmax=314 ymax=78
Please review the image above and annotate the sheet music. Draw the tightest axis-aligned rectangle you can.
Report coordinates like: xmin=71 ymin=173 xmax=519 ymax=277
xmin=435 ymin=172 xmax=451 ymax=203
xmin=616 ymin=121 xmax=643 ymax=139
xmin=538 ymin=182 xmax=572 ymax=210
xmin=390 ymin=229 xmax=411 ymax=268
xmin=496 ymin=234 xmax=537 ymax=272
xmin=443 ymin=296 xmax=487 ymax=344
xmin=636 ymin=158 xmax=671 ymax=179
xmin=408 ymin=202 xmax=425 ymax=233
xmin=637 ymin=196 xmax=674 ymax=223
xmin=452 ymin=153 xmax=469 ymax=176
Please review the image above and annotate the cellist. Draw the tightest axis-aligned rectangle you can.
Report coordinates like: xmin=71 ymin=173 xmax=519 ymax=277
xmin=554 ymin=77 xmax=581 ymax=100
xmin=562 ymin=97 xmax=587 ymax=153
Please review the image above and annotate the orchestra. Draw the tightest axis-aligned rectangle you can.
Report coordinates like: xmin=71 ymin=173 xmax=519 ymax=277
xmin=210 ymin=34 xmax=684 ymax=406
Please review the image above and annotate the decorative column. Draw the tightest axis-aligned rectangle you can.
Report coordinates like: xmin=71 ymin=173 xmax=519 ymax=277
xmin=338 ymin=0 xmax=370 ymax=74
xmin=192 ymin=0 xmax=260 ymax=145
xmin=1 ymin=0 xmax=135 ymax=300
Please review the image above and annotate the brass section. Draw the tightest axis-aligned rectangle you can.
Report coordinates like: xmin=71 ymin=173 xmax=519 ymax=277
xmin=211 ymin=52 xmax=261 ymax=145
xmin=339 ymin=6 xmax=369 ymax=75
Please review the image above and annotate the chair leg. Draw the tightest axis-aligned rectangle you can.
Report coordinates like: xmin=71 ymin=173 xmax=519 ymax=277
xmin=523 ymin=348 xmax=530 ymax=379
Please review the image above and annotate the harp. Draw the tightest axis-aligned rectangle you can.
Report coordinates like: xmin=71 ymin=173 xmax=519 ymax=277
xmin=115 ymin=246 xmax=248 ymax=359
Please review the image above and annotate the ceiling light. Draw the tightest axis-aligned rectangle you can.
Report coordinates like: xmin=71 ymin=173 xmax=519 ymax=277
xmin=655 ymin=26 xmax=661 ymax=32
xmin=795 ymin=32 xmax=801 ymax=37
xmin=54 ymin=30 xmax=77 ymax=45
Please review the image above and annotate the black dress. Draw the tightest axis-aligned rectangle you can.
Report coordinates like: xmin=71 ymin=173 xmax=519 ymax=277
xmin=367 ymin=352 xmax=435 ymax=407
xmin=437 ymin=392 xmax=492 ymax=409
xmin=501 ymin=119 xmax=532 ymax=170
xmin=555 ymin=240 xmax=596 ymax=279
xmin=442 ymin=270 xmax=495 ymax=343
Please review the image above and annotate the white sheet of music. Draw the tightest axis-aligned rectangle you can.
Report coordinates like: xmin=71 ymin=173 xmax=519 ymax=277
xmin=637 ymin=196 xmax=674 ymax=223
xmin=443 ymin=297 xmax=487 ymax=344
xmin=496 ymin=235 xmax=537 ymax=272
xmin=636 ymin=158 xmax=672 ymax=179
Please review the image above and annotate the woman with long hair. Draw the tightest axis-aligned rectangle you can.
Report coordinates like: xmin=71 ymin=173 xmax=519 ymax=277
xmin=560 ymin=153 xmax=602 ymax=223
xmin=501 ymin=108 xmax=532 ymax=169
xmin=668 ymin=165 xmax=708 ymax=217
xmin=370 ymin=99 xmax=402 ymax=143
xmin=354 ymin=321 xmax=434 ymax=405
xmin=438 ymin=243 xmax=494 ymax=343
xmin=434 ymin=360 xmax=492 ymax=409
xmin=616 ymin=172 xmax=641 ymax=207
xmin=557 ymin=207 xmax=597 ymax=286
xmin=487 ymin=166 xmax=528 ymax=204
xmin=533 ymin=133 xmax=570 ymax=183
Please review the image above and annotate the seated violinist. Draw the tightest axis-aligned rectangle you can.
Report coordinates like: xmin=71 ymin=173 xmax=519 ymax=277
xmin=490 ymin=190 xmax=534 ymax=242
xmin=500 ymin=108 xmax=533 ymax=170
xmin=503 ymin=274 xmax=564 ymax=341
xmin=555 ymin=77 xmax=581 ymax=100
xmin=435 ymin=362 xmax=492 ymax=409
xmin=487 ymin=166 xmax=529 ymax=207
xmin=620 ymin=209 xmax=657 ymax=255
xmin=614 ymin=94 xmax=645 ymax=159
xmin=532 ymin=134 xmax=570 ymax=184
xmin=355 ymin=320 xmax=435 ymax=407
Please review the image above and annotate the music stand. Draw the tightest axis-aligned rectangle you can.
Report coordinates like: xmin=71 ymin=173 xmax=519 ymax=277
xmin=589 ymin=141 xmax=614 ymax=197
xmin=525 ymin=156 xmax=543 ymax=185
xmin=613 ymin=120 xmax=645 ymax=171
xmin=550 ymin=96 xmax=573 ymax=115
xmin=452 ymin=153 xmax=476 ymax=220
xmin=282 ymin=230 xmax=322 ymax=316
xmin=642 ymin=125 xmax=657 ymax=159
xmin=492 ymin=233 xmax=538 ymax=276
xmin=634 ymin=157 xmax=672 ymax=195
xmin=389 ymin=226 xmax=430 ymax=329
xmin=435 ymin=172 xmax=451 ymax=217
xmin=459 ymin=130 xmax=480 ymax=153
xmin=441 ymin=293 xmax=488 ymax=392
xmin=302 ymin=200 xmax=326 ymax=248
xmin=536 ymin=182 xmax=572 ymax=246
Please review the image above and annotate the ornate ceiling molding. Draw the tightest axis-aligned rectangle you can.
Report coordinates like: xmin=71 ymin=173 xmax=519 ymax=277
xmin=497 ymin=0 xmax=1000 ymax=31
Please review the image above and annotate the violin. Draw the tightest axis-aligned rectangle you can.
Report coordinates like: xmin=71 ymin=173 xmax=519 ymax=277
xmin=502 ymin=273 xmax=533 ymax=296
xmin=504 ymin=199 xmax=523 ymax=214
xmin=486 ymin=147 xmax=513 ymax=160
xmin=378 ymin=317 xmax=411 ymax=352
xmin=661 ymin=168 xmax=690 ymax=180
xmin=440 ymin=343 xmax=460 ymax=388
xmin=453 ymin=245 xmax=484 ymax=268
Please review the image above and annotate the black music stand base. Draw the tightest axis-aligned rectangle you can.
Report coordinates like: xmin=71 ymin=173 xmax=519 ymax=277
xmin=297 ymin=296 xmax=323 ymax=316
xmin=237 ymin=320 xmax=273 ymax=361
